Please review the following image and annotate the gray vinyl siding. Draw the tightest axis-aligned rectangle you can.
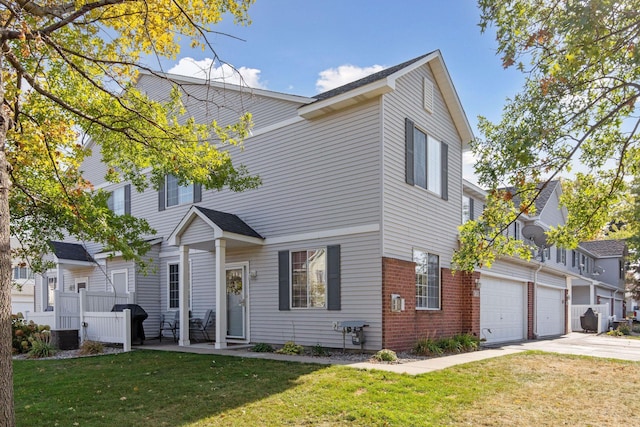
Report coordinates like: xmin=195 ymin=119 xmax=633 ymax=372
xmin=159 ymin=231 xmax=382 ymax=349
xmin=382 ymin=64 xmax=463 ymax=266
xmin=80 ymin=150 xmax=109 ymax=189
xmin=135 ymin=74 xmax=304 ymax=132
xmin=134 ymin=244 xmax=161 ymax=338
xmin=538 ymin=188 xmax=565 ymax=228
xmin=132 ymin=99 xmax=382 ymax=240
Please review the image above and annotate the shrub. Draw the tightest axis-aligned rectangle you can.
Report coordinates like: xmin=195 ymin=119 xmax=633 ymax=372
xmin=607 ymin=328 xmax=625 ymax=337
xmin=28 ymin=332 xmax=57 ymax=359
xmin=439 ymin=337 xmax=463 ymax=353
xmin=251 ymin=343 xmax=274 ymax=353
xmin=80 ymin=340 xmax=105 ymax=355
xmin=633 ymin=324 xmax=640 ymax=334
xmin=618 ymin=324 xmax=631 ymax=336
xmin=311 ymin=343 xmax=328 ymax=357
xmin=413 ymin=338 xmax=443 ymax=356
xmin=373 ymin=349 xmax=397 ymax=362
xmin=12 ymin=315 xmax=50 ymax=354
xmin=453 ymin=333 xmax=480 ymax=351
xmin=276 ymin=341 xmax=304 ymax=355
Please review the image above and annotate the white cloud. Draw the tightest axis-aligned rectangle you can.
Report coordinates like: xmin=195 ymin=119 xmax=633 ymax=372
xmin=316 ymin=64 xmax=386 ymax=93
xmin=168 ymin=57 xmax=266 ymax=89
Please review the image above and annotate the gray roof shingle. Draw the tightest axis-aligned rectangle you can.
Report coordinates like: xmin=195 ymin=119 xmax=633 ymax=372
xmin=194 ymin=206 xmax=263 ymax=239
xmin=49 ymin=241 xmax=94 ymax=262
xmin=579 ymin=240 xmax=626 ymax=257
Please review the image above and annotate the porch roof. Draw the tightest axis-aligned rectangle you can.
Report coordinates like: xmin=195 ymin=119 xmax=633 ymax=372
xmin=49 ymin=241 xmax=93 ymax=262
xmin=167 ymin=206 xmax=264 ymax=250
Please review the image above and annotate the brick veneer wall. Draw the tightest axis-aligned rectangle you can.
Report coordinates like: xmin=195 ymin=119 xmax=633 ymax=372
xmin=381 ymin=257 xmax=480 ymax=351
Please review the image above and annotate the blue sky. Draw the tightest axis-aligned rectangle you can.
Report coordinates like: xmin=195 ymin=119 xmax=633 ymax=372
xmin=155 ymin=1 xmax=527 ymax=182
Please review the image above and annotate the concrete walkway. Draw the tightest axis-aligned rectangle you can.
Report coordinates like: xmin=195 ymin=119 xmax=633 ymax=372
xmin=138 ymin=332 xmax=640 ymax=376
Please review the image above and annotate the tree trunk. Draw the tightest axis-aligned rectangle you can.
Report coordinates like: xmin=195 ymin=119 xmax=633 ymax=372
xmin=0 ymin=55 xmax=16 ymax=426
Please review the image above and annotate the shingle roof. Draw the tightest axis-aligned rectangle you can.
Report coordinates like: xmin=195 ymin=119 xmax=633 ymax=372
xmin=194 ymin=206 xmax=263 ymax=239
xmin=312 ymin=52 xmax=434 ymax=101
xmin=501 ymin=180 xmax=560 ymax=213
xmin=579 ymin=240 xmax=626 ymax=257
xmin=48 ymin=241 xmax=94 ymax=262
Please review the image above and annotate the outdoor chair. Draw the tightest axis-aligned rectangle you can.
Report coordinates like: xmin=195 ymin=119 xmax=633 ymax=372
xmin=190 ymin=309 xmax=215 ymax=342
xmin=159 ymin=311 xmax=179 ymax=342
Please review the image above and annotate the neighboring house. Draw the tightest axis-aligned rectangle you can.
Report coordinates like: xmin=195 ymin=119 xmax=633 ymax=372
xmin=11 ymin=238 xmax=35 ymax=315
xmin=463 ymin=180 xmax=628 ymax=343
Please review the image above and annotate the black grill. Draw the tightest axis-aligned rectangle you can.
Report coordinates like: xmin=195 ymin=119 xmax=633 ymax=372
xmin=580 ymin=307 xmax=598 ymax=333
xmin=111 ymin=304 xmax=148 ymax=345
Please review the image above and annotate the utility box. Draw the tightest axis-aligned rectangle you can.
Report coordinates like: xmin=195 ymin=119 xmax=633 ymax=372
xmin=335 ymin=320 xmax=369 ymax=351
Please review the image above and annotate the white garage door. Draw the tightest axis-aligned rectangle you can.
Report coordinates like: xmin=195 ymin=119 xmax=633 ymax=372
xmin=480 ymin=277 xmax=526 ymax=344
xmin=536 ymin=286 xmax=564 ymax=337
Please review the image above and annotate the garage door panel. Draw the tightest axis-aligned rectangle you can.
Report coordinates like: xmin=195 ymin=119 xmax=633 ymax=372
xmin=480 ymin=278 xmax=526 ymax=344
xmin=536 ymin=286 xmax=564 ymax=337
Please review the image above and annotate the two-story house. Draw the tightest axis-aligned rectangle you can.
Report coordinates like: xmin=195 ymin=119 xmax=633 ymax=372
xmin=29 ymin=50 xmax=484 ymax=352
xmin=463 ymin=180 xmax=628 ymax=343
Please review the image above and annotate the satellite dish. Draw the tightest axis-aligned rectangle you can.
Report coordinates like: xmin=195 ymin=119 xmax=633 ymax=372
xmin=522 ymin=225 xmax=548 ymax=248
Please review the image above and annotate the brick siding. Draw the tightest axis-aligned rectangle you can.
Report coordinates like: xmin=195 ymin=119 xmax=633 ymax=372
xmin=381 ymin=257 xmax=480 ymax=351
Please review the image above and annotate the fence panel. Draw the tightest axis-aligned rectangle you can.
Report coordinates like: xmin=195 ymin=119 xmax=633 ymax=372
xmin=81 ymin=311 xmax=131 ymax=348
xmin=571 ymin=304 xmax=610 ymax=333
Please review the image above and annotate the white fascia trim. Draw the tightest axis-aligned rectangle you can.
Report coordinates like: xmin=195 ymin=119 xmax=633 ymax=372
xmin=265 ymin=223 xmax=380 ymax=245
xmin=298 ymin=79 xmax=394 ymax=119
xmin=93 ymin=252 xmax=123 ymax=260
xmin=247 ymin=116 xmax=304 ymax=139
xmin=478 ymin=269 xmax=530 ymax=284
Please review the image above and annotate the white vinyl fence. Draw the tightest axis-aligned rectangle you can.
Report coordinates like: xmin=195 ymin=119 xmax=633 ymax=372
xmin=24 ymin=289 xmax=135 ymax=351
xmin=571 ymin=304 xmax=610 ymax=333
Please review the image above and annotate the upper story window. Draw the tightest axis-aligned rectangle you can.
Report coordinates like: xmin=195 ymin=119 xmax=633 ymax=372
xmin=405 ymin=118 xmax=448 ymax=200
xmin=108 ymin=184 xmax=130 ymax=215
xmin=414 ymin=249 xmax=441 ymax=310
xmin=462 ymin=196 xmax=474 ymax=223
xmin=13 ymin=265 xmax=33 ymax=280
xmin=159 ymin=175 xmax=202 ymax=211
xmin=556 ymin=248 xmax=567 ymax=265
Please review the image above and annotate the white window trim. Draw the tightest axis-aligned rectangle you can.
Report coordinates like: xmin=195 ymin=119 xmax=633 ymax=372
xmin=165 ymin=261 xmax=192 ymax=310
xmin=289 ymin=248 xmax=328 ymax=310
xmin=73 ymin=277 xmax=89 ymax=293
xmin=414 ymin=249 xmax=442 ymax=311
xmin=110 ymin=269 xmax=129 ymax=295
xmin=165 ymin=176 xmax=194 ymax=209
xmin=413 ymin=125 xmax=443 ymax=197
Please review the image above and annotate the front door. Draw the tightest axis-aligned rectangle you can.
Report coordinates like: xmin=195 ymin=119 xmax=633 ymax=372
xmin=226 ymin=263 xmax=247 ymax=339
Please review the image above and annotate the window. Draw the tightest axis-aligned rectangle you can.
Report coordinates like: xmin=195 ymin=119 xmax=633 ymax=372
xmin=556 ymin=248 xmax=567 ymax=265
xmin=159 ymin=175 xmax=202 ymax=210
xmin=414 ymin=249 xmax=440 ymax=310
xmin=514 ymin=222 xmax=520 ymax=240
xmin=168 ymin=263 xmax=179 ymax=309
xmin=278 ymin=246 xmax=341 ymax=311
xmin=12 ymin=265 xmax=33 ymax=280
xmin=47 ymin=276 xmax=57 ymax=309
xmin=405 ymin=118 xmax=448 ymax=200
xmin=462 ymin=196 xmax=474 ymax=223
xmin=108 ymin=185 xmax=130 ymax=215
xmin=291 ymin=249 xmax=327 ymax=308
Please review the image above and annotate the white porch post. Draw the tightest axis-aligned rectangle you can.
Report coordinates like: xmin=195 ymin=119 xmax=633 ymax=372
xmin=215 ymin=239 xmax=227 ymax=349
xmin=589 ymin=281 xmax=595 ymax=305
xmin=178 ymin=244 xmax=191 ymax=346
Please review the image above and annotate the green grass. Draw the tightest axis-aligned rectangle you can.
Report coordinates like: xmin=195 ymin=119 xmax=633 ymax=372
xmin=13 ymin=350 xmax=640 ymax=426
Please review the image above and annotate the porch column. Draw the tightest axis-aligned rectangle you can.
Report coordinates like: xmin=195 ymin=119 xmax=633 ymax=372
xmin=215 ymin=239 xmax=227 ymax=349
xmin=178 ymin=244 xmax=191 ymax=346
xmin=589 ymin=281 xmax=595 ymax=305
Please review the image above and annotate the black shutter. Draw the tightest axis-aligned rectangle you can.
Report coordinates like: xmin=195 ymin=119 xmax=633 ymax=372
xmin=405 ymin=118 xmax=414 ymax=185
xmin=278 ymin=250 xmax=290 ymax=311
xmin=440 ymin=142 xmax=448 ymax=200
xmin=158 ymin=176 xmax=166 ymax=211
xmin=327 ymin=245 xmax=341 ymax=310
xmin=124 ymin=184 xmax=131 ymax=215
xmin=193 ymin=183 xmax=202 ymax=203
xmin=469 ymin=197 xmax=474 ymax=220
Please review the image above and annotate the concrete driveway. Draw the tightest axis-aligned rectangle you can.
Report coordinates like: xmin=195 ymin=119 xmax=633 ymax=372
xmin=499 ymin=332 xmax=640 ymax=362
xmin=346 ymin=332 xmax=640 ymax=375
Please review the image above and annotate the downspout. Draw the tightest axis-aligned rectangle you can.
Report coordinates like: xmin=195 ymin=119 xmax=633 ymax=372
xmin=532 ymin=262 xmax=543 ymax=339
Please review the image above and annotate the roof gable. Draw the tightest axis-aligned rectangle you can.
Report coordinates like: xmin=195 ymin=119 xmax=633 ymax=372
xmin=579 ymin=240 xmax=626 ymax=258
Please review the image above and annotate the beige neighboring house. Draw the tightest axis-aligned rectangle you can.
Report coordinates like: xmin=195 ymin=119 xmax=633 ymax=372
xmin=10 ymin=237 xmax=35 ymax=315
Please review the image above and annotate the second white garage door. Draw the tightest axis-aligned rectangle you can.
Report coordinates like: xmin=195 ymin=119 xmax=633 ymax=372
xmin=536 ymin=286 xmax=565 ymax=337
xmin=480 ymin=277 xmax=526 ymax=344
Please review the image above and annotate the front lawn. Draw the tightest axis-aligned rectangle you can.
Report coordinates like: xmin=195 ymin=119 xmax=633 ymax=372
xmin=13 ymin=350 xmax=640 ymax=426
